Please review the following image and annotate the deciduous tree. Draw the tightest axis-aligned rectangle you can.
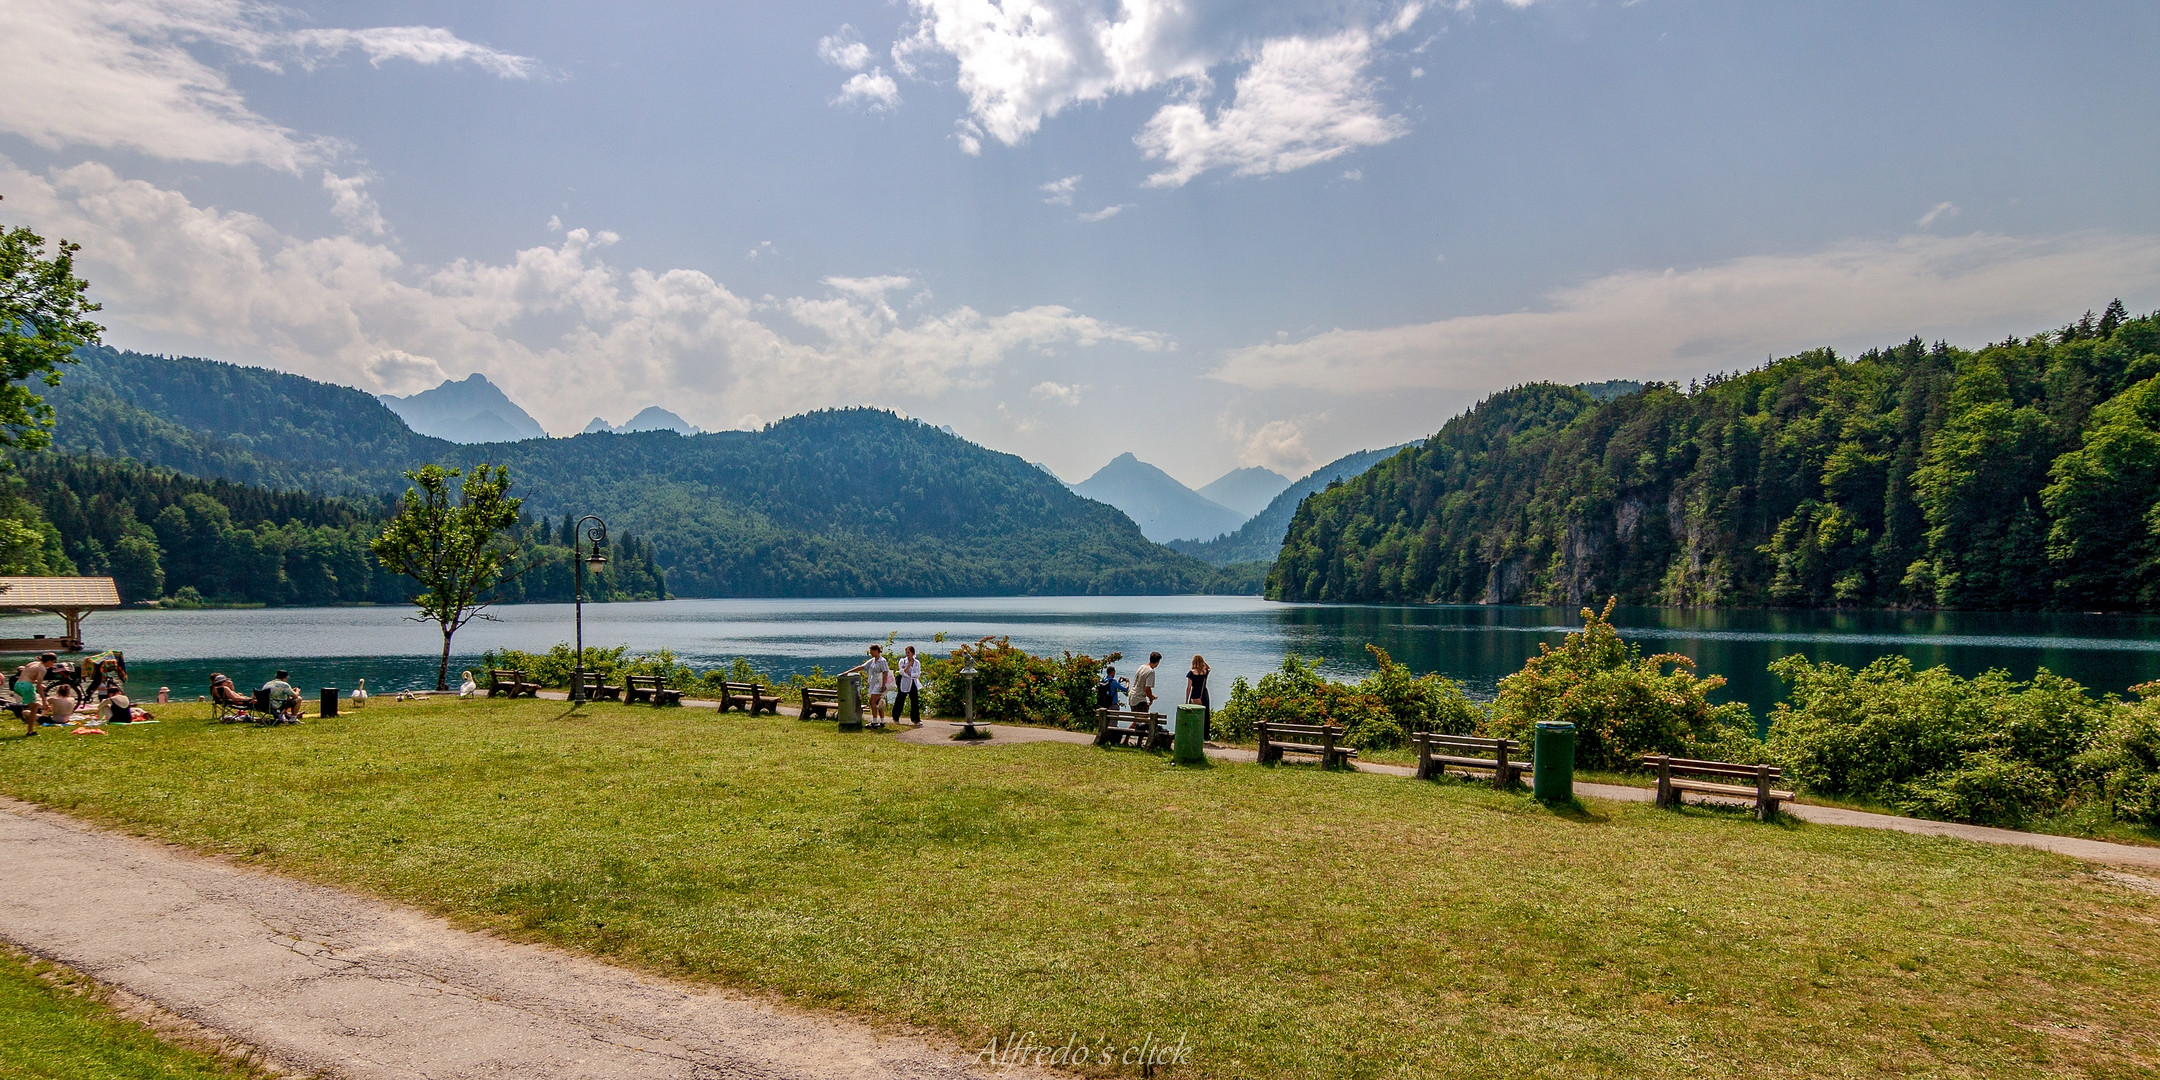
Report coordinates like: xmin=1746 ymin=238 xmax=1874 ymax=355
xmin=371 ymin=464 xmax=523 ymax=690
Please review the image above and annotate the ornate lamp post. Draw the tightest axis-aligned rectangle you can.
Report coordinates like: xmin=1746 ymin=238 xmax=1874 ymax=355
xmin=569 ymin=515 xmax=608 ymax=703
xmin=953 ymin=649 xmax=986 ymax=739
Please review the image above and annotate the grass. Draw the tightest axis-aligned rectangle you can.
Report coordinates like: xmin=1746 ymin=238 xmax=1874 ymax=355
xmin=4 ymin=698 xmax=2160 ymax=1079
xmin=0 ymin=946 xmax=271 ymax=1079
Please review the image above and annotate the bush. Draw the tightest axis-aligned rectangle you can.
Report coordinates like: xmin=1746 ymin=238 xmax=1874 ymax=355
xmin=1492 ymin=599 xmax=1754 ymax=770
xmin=1765 ymin=654 xmax=2116 ymax=826
xmin=924 ymin=637 xmax=1118 ymax=730
xmin=1213 ymin=648 xmax=1488 ymax=750
xmin=475 ymin=644 xmax=822 ymax=701
xmin=2072 ymin=682 xmax=2160 ymax=824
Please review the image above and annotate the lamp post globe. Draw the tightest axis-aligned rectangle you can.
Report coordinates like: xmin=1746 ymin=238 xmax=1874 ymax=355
xmin=570 ymin=515 xmax=609 ymax=703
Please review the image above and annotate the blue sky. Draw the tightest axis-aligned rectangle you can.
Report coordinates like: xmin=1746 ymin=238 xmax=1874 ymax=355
xmin=3 ymin=0 xmax=2157 ymax=485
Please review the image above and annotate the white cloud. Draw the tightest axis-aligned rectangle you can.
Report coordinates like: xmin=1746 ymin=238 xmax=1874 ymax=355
xmin=365 ymin=349 xmax=447 ymax=395
xmin=1030 ymin=380 xmax=1084 ymax=405
xmin=1229 ymin=416 xmax=1317 ymax=474
xmin=1039 ymin=175 xmax=1081 ymax=205
xmin=321 ymin=171 xmax=386 ymax=236
xmin=816 ymin=26 xmax=873 ymax=70
xmin=0 ymin=0 xmax=539 ymax=172
xmin=1137 ymin=29 xmax=1407 ymax=187
xmin=835 ymin=69 xmax=902 ymax=111
xmin=1340 ymin=169 xmax=1363 ymax=180
xmin=3 ymin=157 xmax=1168 ymax=433
xmin=1076 ymin=204 xmax=1129 ymax=222
xmin=890 ymin=1 xmax=1422 ymax=182
xmin=1917 ymin=201 xmax=1959 ymax=228
xmin=1211 ymin=232 xmax=2160 ymax=392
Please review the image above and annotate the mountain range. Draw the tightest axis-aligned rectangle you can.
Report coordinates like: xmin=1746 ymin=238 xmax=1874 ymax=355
xmin=584 ymin=407 xmax=699 ymax=436
xmin=41 ymin=348 xmax=1261 ymax=597
xmin=379 ymin=374 xmax=548 ymax=443
xmin=1071 ymin=453 xmax=1247 ymax=543
xmin=1170 ymin=446 xmax=1410 ymax=566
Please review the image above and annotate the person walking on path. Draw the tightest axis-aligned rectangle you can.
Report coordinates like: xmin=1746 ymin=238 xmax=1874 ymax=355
xmin=894 ymin=645 xmax=923 ymax=726
xmin=1185 ymin=655 xmax=1211 ymax=738
xmin=1130 ymin=652 xmax=1161 ymax=716
xmin=844 ymin=645 xmax=890 ymax=726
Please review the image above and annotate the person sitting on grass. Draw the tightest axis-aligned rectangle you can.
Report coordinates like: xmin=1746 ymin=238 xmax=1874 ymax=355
xmin=44 ymin=682 xmax=79 ymax=725
xmin=210 ymin=674 xmax=253 ymax=715
xmin=261 ymin=671 xmax=299 ymax=721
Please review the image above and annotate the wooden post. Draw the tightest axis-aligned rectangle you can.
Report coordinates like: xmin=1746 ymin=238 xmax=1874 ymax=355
xmin=1756 ymin=764 xmax=1774 ymax=821
xmin=1094 ymin=707 xmax=1110 ymax=746
xmin=1654 ymin=756 xmax=1673 ymax=808
xmin=1492 ymin=740 xmax=1510 ymax=790
xmin=1257 ymin=721 xmax=1272 ymax=764
xmin=1321 ymin=723 xmax=1338 ymax=768
xmin=1415 ymin=734 xmax=1432 ymax=780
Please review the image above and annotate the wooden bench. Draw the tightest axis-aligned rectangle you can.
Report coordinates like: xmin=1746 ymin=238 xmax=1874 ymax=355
xmin=575 ymin=671 xmax=623 ymax=701
xmin=487 ymin=669 xmax=539 ymax=698
xmin=624 ymin=675 xmax=683 ymax=706
xmin=1256 ymin=721 xmax=1357 ymax=768
xmin=718 ymin=680 xmax=781 ymax=715
xmin=1642 ymin=755 xmax=1794 ymax=820
xmin=1414 ymin=732 xmax=1528 ymax=789
xmin=800 ymin=687 xmax=839 ymax=719
xmin=1094 ymin=708 xmax=1168 ymax=750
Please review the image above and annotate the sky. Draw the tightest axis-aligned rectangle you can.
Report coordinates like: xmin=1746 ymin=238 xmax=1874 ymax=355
xmin=2 ymin=0 xmax=2157 ymax=487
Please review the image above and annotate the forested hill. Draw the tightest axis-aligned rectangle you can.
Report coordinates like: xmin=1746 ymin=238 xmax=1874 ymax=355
xmin=42 ymin=349 xmax=1235 ymax=597
xmin=1272 ymin=302 xmax=2160 ymax=611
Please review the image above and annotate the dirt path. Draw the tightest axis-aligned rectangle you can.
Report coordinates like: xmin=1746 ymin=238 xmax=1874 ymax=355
xmin=891 ymin=722 xmax=2160 ymax=869
xmin=0 ymin=796 xmax=1044 ymax=1080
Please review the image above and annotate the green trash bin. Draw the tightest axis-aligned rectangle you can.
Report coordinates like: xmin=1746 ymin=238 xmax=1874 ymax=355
xmin=837 ymin=673 xmax=864 ymax=732
xmin=1173 ymin=704 xmax=1207 ymax=765
xmin=1532 ymin=720 xmax=1575 ymax=803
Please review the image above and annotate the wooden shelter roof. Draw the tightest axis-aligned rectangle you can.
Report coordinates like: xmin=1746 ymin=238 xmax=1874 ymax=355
xmin=0 ymin=576 xmax=122 ymax=610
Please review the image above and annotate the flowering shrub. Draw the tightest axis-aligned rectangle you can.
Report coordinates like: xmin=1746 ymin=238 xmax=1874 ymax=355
xmin=925 ymin=636 xmax=1119 ymax=730
xmin=1491 ymin=600 xmax=1756 ymax=770
xmin=1214 ymin=646 xmax=1487 ymax=749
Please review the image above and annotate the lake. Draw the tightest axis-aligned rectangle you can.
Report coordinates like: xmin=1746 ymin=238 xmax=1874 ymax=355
xmin=14 ymin=598 xmax=2160 ymax=716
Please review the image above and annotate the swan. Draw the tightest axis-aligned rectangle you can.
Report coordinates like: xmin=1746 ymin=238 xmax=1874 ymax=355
xmin=458 ymin=670 xmax=478 ymax=698
xmin=351 ymin=678 xmax=368 ymax=708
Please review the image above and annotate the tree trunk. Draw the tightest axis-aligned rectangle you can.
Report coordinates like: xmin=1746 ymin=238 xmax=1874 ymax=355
xmin=437 ymin=627 xmax=453 ymax=692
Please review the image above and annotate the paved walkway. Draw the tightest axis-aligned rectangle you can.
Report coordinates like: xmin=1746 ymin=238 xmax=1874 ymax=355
xmin=0 ymin=797 xmax=1042 ymax=1080
xmin=890 ymin=722 xmax=2160 ymax=870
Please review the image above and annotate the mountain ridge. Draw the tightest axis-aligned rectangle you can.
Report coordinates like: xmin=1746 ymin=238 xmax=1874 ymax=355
xmin=1071 ymin=452 xmax=1247 ymax=543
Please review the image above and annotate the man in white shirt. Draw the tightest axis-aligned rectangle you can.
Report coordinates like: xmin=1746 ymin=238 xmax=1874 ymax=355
xmin=894 ymin=645 xmax=923 ymax=726
xmin=1130 ymin=652 xmax=1162 ymax=714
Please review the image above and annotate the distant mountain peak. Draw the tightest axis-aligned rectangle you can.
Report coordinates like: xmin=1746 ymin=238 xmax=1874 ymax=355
xmin=380 ymin=373 xmax=547 ymax=443
xmin=1074 ymin=452 xmax=1247 ymax=543
xmin=581 ymin=406 xmax=700 ymax=436
xmin=1198 ymin=465 xmax=1292 ymax=519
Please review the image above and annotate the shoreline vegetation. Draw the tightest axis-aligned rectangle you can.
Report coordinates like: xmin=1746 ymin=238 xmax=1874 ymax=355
xmin=481 ymin=604 xmax=2160 ymax=847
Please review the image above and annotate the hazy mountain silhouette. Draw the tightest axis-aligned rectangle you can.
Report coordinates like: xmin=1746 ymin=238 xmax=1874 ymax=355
xmin=1197 ymin=466 xmax=1290 ymax=518
xmin=1072 ymin=453 xmax=1247 ymax=543
xmin=379 ymin=373 xmax=547 ymax=443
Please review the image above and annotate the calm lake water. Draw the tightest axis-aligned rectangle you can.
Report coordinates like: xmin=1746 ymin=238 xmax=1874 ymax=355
xmin=11 ymin=598 xmax=2159 ymax=717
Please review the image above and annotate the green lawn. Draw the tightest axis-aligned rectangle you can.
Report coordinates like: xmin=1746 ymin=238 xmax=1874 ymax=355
xmin=3 ymin=698 xmax=2158 ymax=1079
xmin=0 ymin=947 xmax=268 ymax=1079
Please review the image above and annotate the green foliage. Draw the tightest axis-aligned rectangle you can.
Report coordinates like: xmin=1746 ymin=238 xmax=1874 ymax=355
xmin=924 ymin=637 xmax=1119 ymax=730
xmin=1214 ymin=647 xmax=1488 ymax=750
xmin=1764 ymin=655 xmax=2118 ymax=826
xmin=0 ymin=216 xmax=102 ymax=452
xmin=477 ymin=644 xmax=821 ymax=701
xmin=373 ymin=464 xmax=523 ymax=689
xmin=1275 ymin=305 xmax=2160 ymax=612
xmin=45 ymin=349 xmax=1236 ymax=598
xmin=2078 ymin=684 xmax=2160 ymax=824
xmin=1491 ymin=600 xmax=1755 ymax=769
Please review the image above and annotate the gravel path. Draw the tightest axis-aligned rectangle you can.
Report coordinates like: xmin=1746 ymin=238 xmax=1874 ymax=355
xmin=0 ymin=796 xmax=1045 ymax=1080
xmin=891 ymin=722 xmax=2160 ymax=869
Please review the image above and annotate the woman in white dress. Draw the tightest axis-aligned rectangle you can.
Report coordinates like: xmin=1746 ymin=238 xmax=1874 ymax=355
xmin=843 ymin=645 xmax=891 ymax=725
